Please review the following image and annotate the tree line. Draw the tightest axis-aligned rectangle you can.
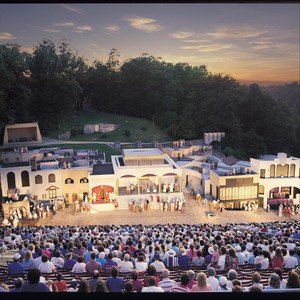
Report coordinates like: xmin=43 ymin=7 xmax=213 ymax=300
xmin=0 ymin=39 xmax=299 ymax=159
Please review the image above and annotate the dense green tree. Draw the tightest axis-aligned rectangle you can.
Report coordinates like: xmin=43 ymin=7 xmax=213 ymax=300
xmin=83 ymin=60 xmax=109 ymax=112
xmin=239 ymin=83 xmax=269 ymax=134
xmin=160 ymin=111 xmax=180 ymax=138
xmin=242 ymin=129 xmax=266 ymax=159
xmin=238 ymin=83 xmax=299 ymax=157
xmin=1 ymin=38 xmax=299 ymax=158
xmin=263 ymin=99 xmax=297 ymax=155
xmin=0 ymin=44 xmax=32 ymax=134
xmin=27 ymin=39 xmax=82 ymax=134
xmin=120 ymin=55 xmax=167 ymax=118
xmin=105 ymin=49 xmax=121 ymax=113
xmin=177 ymin=102 xmax=197 ymax=139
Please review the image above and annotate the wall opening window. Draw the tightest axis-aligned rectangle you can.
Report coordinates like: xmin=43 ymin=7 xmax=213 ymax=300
xmin=65 ymin=178 xmax=74 ymax=184
xmin=35 ymin=175 xmax=43 ymax=184
xmin=7 ymin=172 xmax=16 ymax=189
xmin=48 ymin=173 xmax=55 ymax=183
xmin=80 ymin=177 xmax=88 ymax=183
xmin=21 ymin=171 xmax=30 ymax=187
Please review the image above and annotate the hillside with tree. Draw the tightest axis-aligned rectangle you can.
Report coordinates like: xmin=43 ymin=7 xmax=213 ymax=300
xmin=0 ymin=40 xmax=299 ymax=159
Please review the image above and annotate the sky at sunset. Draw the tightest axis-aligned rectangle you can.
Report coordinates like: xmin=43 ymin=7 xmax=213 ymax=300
xmin=0 ymin=3 xmax=299 ymax=84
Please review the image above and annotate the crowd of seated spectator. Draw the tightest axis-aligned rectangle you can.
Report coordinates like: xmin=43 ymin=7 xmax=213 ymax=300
xmin=0 ymin=220 xmax=299 ymax=293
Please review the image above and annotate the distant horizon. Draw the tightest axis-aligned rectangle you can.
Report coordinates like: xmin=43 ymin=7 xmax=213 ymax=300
xmin=237 ymin=78 xmax=299 ymax=86
xmin=0 ymin=3 xmax=299 ymax=83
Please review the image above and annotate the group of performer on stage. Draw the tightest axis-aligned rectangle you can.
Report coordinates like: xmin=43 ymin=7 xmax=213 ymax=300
xmin=277 ymin=203 xmax=299 ymax=218
xmin=1 ymin=198 xmax=68 ymax=227
xmin=127 ymin=181 xmax=179 ymax=194
xmin=74 ymin=199 xmax=91 ymax=214
xmin=241 ymin=201 xmax=258 ymax=213
xmin=128 ymin=193 xmax=186 ymax=213
xmin=160 ymin=195 xmax=187 ymax=212
xmin=128 ymin=198 xmax=151 ymax=213
xmin=2 ymin=205 xmax=28 ymax=227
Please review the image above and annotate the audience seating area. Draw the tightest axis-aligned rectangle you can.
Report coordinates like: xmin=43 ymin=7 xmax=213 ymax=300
xmin=0 ymin=220 xmax=299 ymax=292
xmin=0 ymin=262 xmax=296 ymax=290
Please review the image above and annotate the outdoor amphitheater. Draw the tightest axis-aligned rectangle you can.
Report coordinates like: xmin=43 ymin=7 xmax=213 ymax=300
xmin=0 ymin=192 xmax=299 ymax=294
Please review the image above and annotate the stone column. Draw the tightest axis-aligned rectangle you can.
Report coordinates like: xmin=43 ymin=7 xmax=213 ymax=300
xmin=178 ymin=176 xmax=182 ymax=192
xmin=116 ymin=179 xmax=119 ymax=196
xmin=158 ymin=177 xmax=161 ymax=194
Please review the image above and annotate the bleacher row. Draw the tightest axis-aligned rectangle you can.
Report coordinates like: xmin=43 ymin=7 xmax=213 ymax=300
xmin=0 ymin=262 xmax=297 ymax=291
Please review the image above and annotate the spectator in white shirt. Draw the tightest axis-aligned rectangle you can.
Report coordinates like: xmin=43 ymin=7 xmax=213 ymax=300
xmin=50 ymin=249 xmax=65 ymax=268
xmin=254 ymin=250 xmax=264 ymax=268
xmin=111 ymin=250 xmax=121 ymax=267
xmin=215 ymin=246 xmax=226 ymax=271
xmin=135 ymin=255 xmax=148 ymax=274
xmin=245 ymin=238 xmax=253 ymax=252
xmin=206 ymin=267 xmax=220 ymax=291
xmin=38 ymin=255 xmax=56 ymax=273
xmin=241 ymin=245 xmax=250 ymax=263
xmin=259 ymin=250 xmax=270 ymax=270
xmin=71 ymin=256 xmax=86 ymax=273
xmin=235 ymin=245 xmax=246 ymax=265
xmin=119 ymin=253 xmax=134 ymax=273
xmin=150 ymin=252 xmax=166 ymax=273
xmin=283 ymin=238 xmax=296 ymax=251
xmin=142 ymin=276 xmax=164 ymax=292
xmin=284 ymin=249 xmax=298 ymax=269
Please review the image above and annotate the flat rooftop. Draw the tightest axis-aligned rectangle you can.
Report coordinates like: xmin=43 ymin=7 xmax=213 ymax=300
xmin=258 ymin=155 xmax=277 ymax=161
xmin=122 ymin=148 xmax=163 ymax=158
xmin=1 ymin=161 xmax=30 ymax=168
xmin=92 ymin=164 xmax=114 ymax=175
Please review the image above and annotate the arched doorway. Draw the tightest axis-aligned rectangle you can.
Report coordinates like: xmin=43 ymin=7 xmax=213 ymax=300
xmin=92 ymin=185 xmax=114 ymax=203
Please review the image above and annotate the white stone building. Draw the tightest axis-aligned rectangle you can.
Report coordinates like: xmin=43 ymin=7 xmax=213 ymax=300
xmin=0 ymin=147 xmax=183 ymax=212
xmin=251 ymin=152 xmax=300 ymax=209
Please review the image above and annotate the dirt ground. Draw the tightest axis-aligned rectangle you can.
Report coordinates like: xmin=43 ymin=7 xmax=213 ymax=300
xmin=23 ymin=193 xmax=299 ymax=227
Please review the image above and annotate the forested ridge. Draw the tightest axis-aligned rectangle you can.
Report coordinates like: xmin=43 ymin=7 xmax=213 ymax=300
xmin=0 ymin=40 xmax=299 ymax=159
